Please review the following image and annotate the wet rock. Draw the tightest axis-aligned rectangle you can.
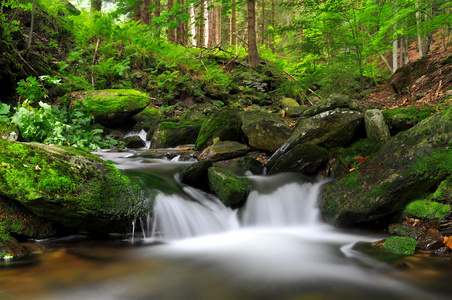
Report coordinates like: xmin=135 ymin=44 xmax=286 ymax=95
xmin=179 ymin=160 xmax=213 ymax=191
xmin=236 ymin=156 xmax=264 ymax=175
xmin=0 ymin=141 xmax=148 ymax=233
xmin=150 ymin=120 xmax=202 ymax=148
xmin=195 ymin=108 xmax=243 ymax=151
xmin=124 ymin=135 xmax=146 ymax=148
xmin=208 ymin=167 xmax=252 ymax=208
xmin=417 ymin=228 xmax=443 ymax=251
xmin=320 ymin=105 xmax=452 ymax=226
xmin=239 ymin=110 xmax=291 ymax=153
xmin=266 ymin=109 xmax=363 ymax=171
xmin=266 ymin=143 xmax=329 ymax=175
xmin=70 ymin=89 xmax=150 ymax=127
xmin=198 ymin=141 xmax=248 ymax=162
xmin=0 ymin=236 xmax=27 ymax=259
xmin=285 ymin=106 xmax=307 ymax=118
xmin=364 ymin=109 xmax=390 ymax=145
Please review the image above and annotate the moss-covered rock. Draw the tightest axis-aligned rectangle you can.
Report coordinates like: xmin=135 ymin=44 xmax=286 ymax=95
xmin=383 ymin=236 xmax=417 ymax=256
xmin=208 ymin=167 xmax=252 ymax=208
xmin=266 ymin=143 xmax=329 ymax=175
xmin=404 ymin=200 xmax=451 ymax=220
xmin=236 ymin=156 xmax=264 ymax=175
xmin=195 ymin=108 xmax=243 ymax=151
xmin=198 ymin=141 xmax=249 ymax=162
xmin=320 ymin=105 xmax=452 ymax=226
xmin=381 ymin=106 xmax=436 ymax=134
xmin=71 ymin=89 xmax=150 ymax=126
xmin=0 ymin=235 xmax=27 ymax=259
xmin=150 ymin=120 xmax=203 ymax=148
xmin=0 ymin=195 xmax=57 ymax=239
xmin=0 ymin=141 xmax=147 ymax=233
xmin=239 ymin=110 xmax=291 ymax=153
xmin=132 ymin=106 xmax=162 ymax=131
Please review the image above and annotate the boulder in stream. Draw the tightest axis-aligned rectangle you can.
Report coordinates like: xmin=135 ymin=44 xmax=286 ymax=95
xmin=197 ymin=141 xmax=248 ymax=162
xmin=150 ymin=120 xmax=203 ymax=148
xmin=208 ymin=167 xmax=252 ymax=208
xmin=0 ymin=141 xmax=147 ymax=233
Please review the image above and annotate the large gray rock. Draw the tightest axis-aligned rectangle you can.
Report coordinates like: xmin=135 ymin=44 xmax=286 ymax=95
xmin=320 ymin=105 xmax=452 ymax=226
xmin=197 ymin=141 xmax=248 ymax=162
xmin=70 ymin=89 xmax=150 ymax=126
xmin=364 ymin=109 xmax=391 ymax=145
xmin=239 ymin=110 xmax=291 ymax=153
xmin=266 ymin=109 xmax=364 ymax=170
xmin=195 ymin=108 xmax=243 ymax=151
xmin=150 ymin=120 xmax=203 ymax=148
xmin=266 ymin=143 xmax=329 ymax=175
xmin=302 ymin=94 xmax=360 ymax=117
xmin=179 ymin=160 xmax=213 ymax=191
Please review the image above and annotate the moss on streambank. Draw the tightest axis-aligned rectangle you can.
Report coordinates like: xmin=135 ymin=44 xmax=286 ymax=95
xmin=383 ymin=236 xmax=417 ymax=256
xmin=0 ymin=141 xmax=147 ymax=232
xmin=404 ymin=200 xmax=451 ymax=220
xmin=208 ymin=167 xmax=252 ymax=208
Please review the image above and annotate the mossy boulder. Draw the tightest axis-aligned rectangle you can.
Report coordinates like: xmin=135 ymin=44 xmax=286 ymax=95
xmin=0 ymin=141 xmax=147 ymax=233
xmin=320 ymin=105 xmax=452 ymax=226
xmin=197 ymin=141 xmax=249 ymax=162
xmin=208 ymin=167 xmax=253 ymax=208
xmin=71 ymin=89 xmax=150 ymax=126
xmin=381 ymin=106 xmax=436 ymax=134
xmin=195 ymin=108 xmax=243 ymax=151
xmin=239 ymin=110 xmax=291 ymax=153
xmin=280 ymin=97 xmax=299 ymax=108
xmin=266 ymin=143 xmax=329 ymax=175
xmin=404 ymin=200 xmax=451 ymax=220
xmin=0 ymin=235 xmax=27 ymax=259
xmin=150 ymin=120 xmax=203 ymax=148
xmin=132 ymin=106 xmax=162 ymax=131
xmin=383 ymin=236 xmax=417 ymax=256
xmin=124 ymin=135 xmax=146 ymax=149
xmin=302 ymin=94 xmax=360 ymax=118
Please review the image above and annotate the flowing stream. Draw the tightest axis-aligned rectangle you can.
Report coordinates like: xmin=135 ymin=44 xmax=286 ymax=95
xmin=1 ymin=149 xmax=451 ymax=300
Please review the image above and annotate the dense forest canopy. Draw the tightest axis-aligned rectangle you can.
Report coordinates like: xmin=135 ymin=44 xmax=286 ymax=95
xmin=0 ymin=0 xmax=451 ymax=103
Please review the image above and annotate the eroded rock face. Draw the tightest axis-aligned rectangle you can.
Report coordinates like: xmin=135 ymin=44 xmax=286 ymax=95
xmin=70 ymin=89 xmax=150 ymax=126
xmin=320 ymin=105 xmax=452 ymax=226
xmin=239 ymin=110 xmax=291 ymax=153
xmin=0 ymin=141 xmax=148 ymax=233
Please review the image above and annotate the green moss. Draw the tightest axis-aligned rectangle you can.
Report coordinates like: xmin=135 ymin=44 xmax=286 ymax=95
xmin=0 ymin=225 xmax=11 ymax=241
xmin=383 ymin=236 xmax=417 ymax=256
xmin=404 ymin=199 xmax=451 ymax=219
xmin=408 ymin=149 xmax=452 ymax=181
xmin=382 ymin=107 xmax=436 ymax=126
xmin=208 ymin=167 xmax=252 ymax=208
xmin=431 ymin=176 xmax=452 ymax=203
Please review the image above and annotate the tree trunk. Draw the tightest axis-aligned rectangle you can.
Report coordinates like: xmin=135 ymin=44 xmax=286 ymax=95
xmin=261 ymin=0 xmax=265 ymax=45
xmin=26 ymin=0 xmax=36 ymax=53
xmin=177 ymin=0 xmax=187 ymax=45
xmin=215 ymin=5 xmax=220 ymax=45
xmin=141 ymin=0 xmax=151 ymax=25
xmin=199 ymin=1 xmax=205 ymax=47
xmin=248 ymin=0 xmax=259 ymax=68
xmin=416 ymin=1 xmax=423 ymax=57
xmin=231 ymin=0 xmax=237 ymax=46
xmin=91 ymin=0 xmax=102 ymax=13
xmin=392 ymin=0 xmax=398 ymax=73
xmin=204 ymin=0 xmax=209 ymax=47
xmin=207 ymin=0 xmax=214 ymax=47
xmin=168 ymin=0 xmax=176 ymax=43
xmin=190 ymin=3 xmax=196 ymax=46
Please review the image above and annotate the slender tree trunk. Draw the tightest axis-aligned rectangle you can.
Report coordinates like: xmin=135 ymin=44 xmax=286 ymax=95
xmin=392 ymin=0 xmax=398 ymax=73
xmin=168 ymin=0 xmax=176 ymax=43
xmin=416 ymin=1 xmax=423 ymax=57
xmin=248 ymin=0 xmax=259 ymax=67
xmin=230 ymin=0 xmax=237 ymax=46
xmin=404 ymin=34 xmax=409 ymax=64
xmin=203 ymin=0 xmax=209 ymax=47
xmin=207 ymin=0 xmax=214 ymax=47
xmin=190 ymin=3 xmax=196 ymax=46
xmin=26 ymin=0 xmax=36 ymax=53
xmin=141 ymin=0 xmax=150 ymax=24
xmin=153 ymin=0 xmax=161 ymax=37
xmin=215 ymin=5 xmax=220 ymax=45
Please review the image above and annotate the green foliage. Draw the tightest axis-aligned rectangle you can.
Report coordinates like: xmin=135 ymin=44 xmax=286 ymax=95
xmin=0 ymin=103 xmax=11 ymax=122
xmin=404 ymin=199 xmax=451 ymax=220
xmin=336 ymin=138 xmax=382 ymax=171
xmin=16 ymin=77 xmax=46 ymax=103
xmin=384 ymin=236 xmax=417 ymax=256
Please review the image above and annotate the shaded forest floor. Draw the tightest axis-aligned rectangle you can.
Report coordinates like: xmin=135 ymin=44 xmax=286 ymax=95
xmin=363 ymin=36 xmax=452 ymax=110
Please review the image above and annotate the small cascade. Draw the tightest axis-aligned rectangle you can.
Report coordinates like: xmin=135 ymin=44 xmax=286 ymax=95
xmin=148 ymin=174 xmax=326 ymax=241
xmin=124 ymin=129 xmax=149 ymax=149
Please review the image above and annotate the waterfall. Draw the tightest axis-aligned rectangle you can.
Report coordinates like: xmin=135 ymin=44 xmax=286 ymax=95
xmin=149 ymin=174 xmax=325 ymax=241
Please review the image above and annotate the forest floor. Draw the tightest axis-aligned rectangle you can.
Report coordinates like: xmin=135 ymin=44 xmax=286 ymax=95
xmin=363 ymin=35 xmax=452 ymax=110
